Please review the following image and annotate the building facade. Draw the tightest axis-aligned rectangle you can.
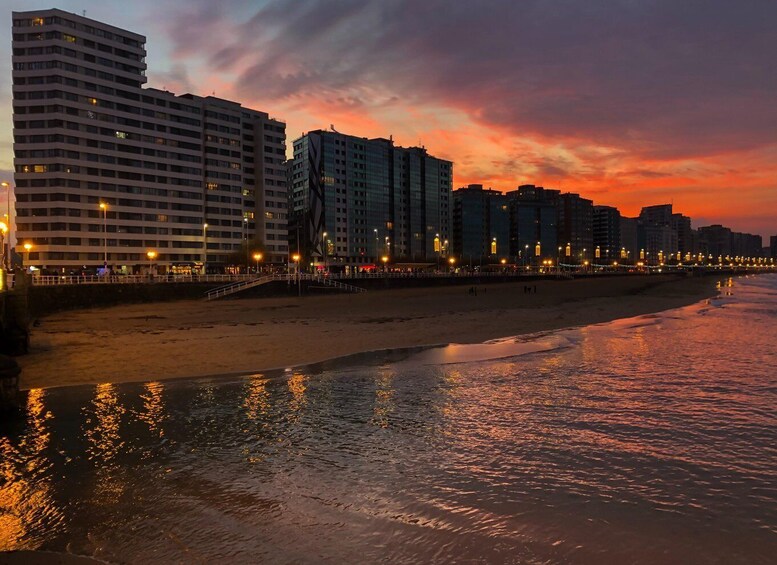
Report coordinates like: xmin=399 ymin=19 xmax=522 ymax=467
xmin=452 ymin=184 xmax=509 ymax=264
xmin=619 ymin=216 xmax=639 ymax=263
xmin=638 ymin=204 xmax=677 ymax=262
xmin=290 ymin=130 xmax=452 ymax=266
xmin=505 ymin=185 xmax=559 ymax=265
xmin=592 ymin=205 xmax=621 ymax=263
xmin=11 ymin=9 xmax=287 ymax=272
xmin=771 ymin=235 xmax=777 ymax=259
xmin=558 ymin=193 xmax=593 ymax=263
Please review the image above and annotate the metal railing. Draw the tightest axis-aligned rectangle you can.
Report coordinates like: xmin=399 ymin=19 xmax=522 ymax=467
xmin=7 ymin=264 xmax=774 ymax=289
xmin=205 ymin=275 xmax=277 ymax=301
xmin=317 ymin=276 xmax=367 ymax=293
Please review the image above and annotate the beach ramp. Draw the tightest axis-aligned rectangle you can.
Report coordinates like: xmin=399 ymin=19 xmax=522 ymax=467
xmin=205 ymin=275 xmax=276 ymax=300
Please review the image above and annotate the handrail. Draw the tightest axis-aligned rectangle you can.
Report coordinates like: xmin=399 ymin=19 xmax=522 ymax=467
xmin=205 ymin=275 xmax=276 ymax=301
xmin=15 ymin=264 xmax=774 ymax=288
xmin=317 ymin=276 xmax=366 ymax=293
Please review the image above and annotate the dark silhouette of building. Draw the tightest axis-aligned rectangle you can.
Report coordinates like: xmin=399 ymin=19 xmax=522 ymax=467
xmin=558 ymin=193 xmax=593 ymax=263
xmin=505 ymin=185 xmax=559 ymax=265
xmin=619 ymin=216 xmax=639 ymax=263
xmin=452 ymin=184 xmax=509 ymax=266
xmin=638 ymin=204 xmax=677 ymax=262
xmin=593 ymin=205 xmax=621 ymax=263
xmin=771 ymin=236 xmax=777 ymax=259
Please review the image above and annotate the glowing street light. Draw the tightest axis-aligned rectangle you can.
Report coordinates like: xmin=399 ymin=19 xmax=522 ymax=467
xmin=253 ymin=252 xmax=263 ymax=273
xmin=201 ymin=222 xmax=209 ymax=274
xmin=23 ymin=242 xmax=32 ymax=269
xmin=146 ymin=250 xmax=157 ymax=276
xmin=1 ymin=182 xmax=11 ymax=270
xmin=99 ymin=202 xmax=108 ymax=268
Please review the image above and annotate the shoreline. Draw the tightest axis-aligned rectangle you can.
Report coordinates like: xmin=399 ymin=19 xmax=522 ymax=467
xmin=17 ymin=274 xmax=721 ymax=390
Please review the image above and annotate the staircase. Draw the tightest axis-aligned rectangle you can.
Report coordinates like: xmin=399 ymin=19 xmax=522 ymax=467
xmin=205 ymin=275 xmax=276 ymax=300
xmin=205 ymin=274 xmax=366 ymax=300
xmin=318 ymin=276 xmax=367 ymax=293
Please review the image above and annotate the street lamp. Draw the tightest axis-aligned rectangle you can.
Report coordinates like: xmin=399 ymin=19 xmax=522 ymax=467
xmin=202 ymin=222 xmax=208 ymax=275
xmin=0 ymin=221 xmax=7 ymax=270
xmin=243 ymin=217 xmax=249 ymax=272
xmin=292 ymin=253 xmax=301 ymax=296
xmin=23 ymin=242 xmax=32 ymax=270
xmin=99 ymin=202 xmax=108 ymax=268
xmin=1 ymin=182 xmax=11 ymax=270
xmin=253 ymin=252 xmax=263 ymax=273
xmin=146 ymin=250 xmax=157 ymax=276
xmin=381 ymin=255 xmax=389 ymax=272
xmin=322 ymin=231 xmax=328 ymax=268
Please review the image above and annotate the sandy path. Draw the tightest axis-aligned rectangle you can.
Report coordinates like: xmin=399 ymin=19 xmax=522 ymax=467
xmin=17 ymin=275 xmax=718 ymax=389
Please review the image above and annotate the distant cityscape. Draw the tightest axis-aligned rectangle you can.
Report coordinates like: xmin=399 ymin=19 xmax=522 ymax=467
xmin=4 ymin=9 xmax=776 ymax=275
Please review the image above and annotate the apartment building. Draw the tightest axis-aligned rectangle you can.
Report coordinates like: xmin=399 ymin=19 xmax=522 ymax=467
xmin=290 ymin=130 xmax=452 ymax=266
xmin=11 ymin=9 xmax=287 ymax=272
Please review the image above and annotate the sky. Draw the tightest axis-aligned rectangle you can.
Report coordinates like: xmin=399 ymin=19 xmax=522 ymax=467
xmin=1 ymin=0 xmax=776 ymax=239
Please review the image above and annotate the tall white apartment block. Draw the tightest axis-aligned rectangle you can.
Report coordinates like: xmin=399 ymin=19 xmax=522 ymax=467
xmin=11 ymin=9 xmax=288 ymax=272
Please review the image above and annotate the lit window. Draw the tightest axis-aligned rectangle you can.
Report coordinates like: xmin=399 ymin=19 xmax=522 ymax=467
xmin=31 ymin=17 xmax=45 ymax=26
xmin=63 ymin=34 xmax=77 ymax=43
xmin=89 ymin=98 xmax=98 ymax=105
xmin=115 ymin=131 xmax=127 ymax=139
xmin=33 ymin=165 xmax=48 ymax=173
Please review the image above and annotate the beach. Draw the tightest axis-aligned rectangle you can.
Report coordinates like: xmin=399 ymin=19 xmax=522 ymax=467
xmin=17 ymin=274 xmax=719 ymax=390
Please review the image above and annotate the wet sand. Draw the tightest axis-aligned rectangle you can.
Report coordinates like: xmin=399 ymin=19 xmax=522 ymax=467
xmin=17 ymin=275 xmax=719 ymax=390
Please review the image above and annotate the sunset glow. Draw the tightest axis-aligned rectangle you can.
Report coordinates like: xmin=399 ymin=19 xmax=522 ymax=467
xmin=1 ymin=0 xmax=775 ymax=237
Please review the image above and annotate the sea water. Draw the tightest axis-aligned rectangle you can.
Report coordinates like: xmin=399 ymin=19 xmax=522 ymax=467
xmin=1 ymin=274 xmax=776 ymax=564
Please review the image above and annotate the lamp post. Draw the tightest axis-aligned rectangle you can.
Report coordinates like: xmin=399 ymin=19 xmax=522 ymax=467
xmin=23 ymin=242 xmax=32 ymax=271
xmin=374 ymin=228 xmax=379 ymax=264
xmin=381 ymin=255 xmax=389 ymax=273
xmin=255 ymin=252 xmax=263 ymax=273
xmin=202 ymin=223 xmax=208 ymax=275
xmin=292 ymin=253 xmax=301 ymax=296
xmin=99 ymin=202 xmax=108 ymax=269
xmin=322 ymin=231 xmax=327 ymax=267
xmin=1 ymin=182 xmax=11 ymax=270
xmin=243 ymin=217 xmax=249 ymax=273
xmin=146 ymin=250 xmax=157 ymax=276
xmin=0 ymin=221 xmax=7 ymax=271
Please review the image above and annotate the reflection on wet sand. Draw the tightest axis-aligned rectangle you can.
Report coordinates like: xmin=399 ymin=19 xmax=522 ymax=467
xmin=0 ymin=389 xmax=64 ymax=550
xmin=0 ymin=275 xmax=775 ymax=563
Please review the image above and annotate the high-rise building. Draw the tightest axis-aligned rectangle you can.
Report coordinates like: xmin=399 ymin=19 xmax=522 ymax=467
xmin=771 ymin=236 xmax=777 ymax=259
xmin=638 ymin=204 xmax=677 ymax=261
xmin=505 ymin=185 xmax=559 ymax=264
xmin=452 ymin=184 xmax=509 ymax=264
xmin=592 ymin=205 xmax=621 ymax=263
xmin=558 ymin=193 xmax=593 ymax=263
xmin=731 ymin=232 xmax=762 ymax=259
xmin=672 ymin=213 xmax=694 ymax=255
xmin=11 ymin=9 xmax=287 ymax=272
xmin=696 ymin=225 xmax=732 ymax=258
xmin=619 ymin=216 xmax=639 ymax=263
xmin=290 ymin=130 xmax=452 ymax=266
